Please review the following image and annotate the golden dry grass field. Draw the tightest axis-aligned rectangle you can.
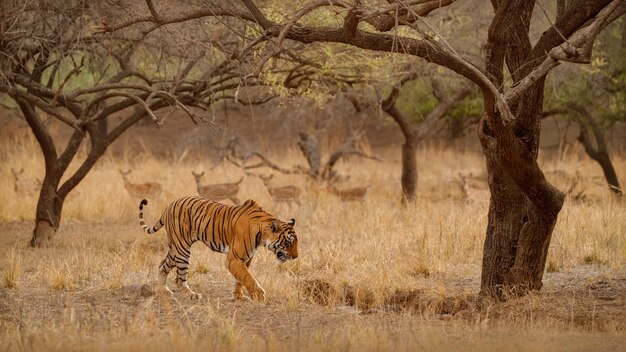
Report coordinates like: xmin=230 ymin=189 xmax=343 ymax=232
xmin=1 ymin=128 xmax=625 ymax=351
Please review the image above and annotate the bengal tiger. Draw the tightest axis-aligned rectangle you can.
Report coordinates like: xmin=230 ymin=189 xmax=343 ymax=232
xmin=139 ymin=196 xmax=298 ymax=302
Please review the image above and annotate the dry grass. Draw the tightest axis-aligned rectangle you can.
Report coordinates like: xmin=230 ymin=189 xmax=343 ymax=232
xmin=2 ymin=246 xmax=21 ymax=289
xmin=1 ymin=131 xmax=625 ymax=351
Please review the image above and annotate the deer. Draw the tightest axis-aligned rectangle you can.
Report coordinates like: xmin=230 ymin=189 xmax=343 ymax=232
xmin=329 ymin=184 xmax=371 ymax=201
xmin=191 ymin=171 xmax=244 ymax=204
xmin=11 ymin=168 xmax=42 ymax=195
xmin=118 ymin=169 xmax=162 ymax=199
xmin=259 ymin=174 xmax=302 ymax=205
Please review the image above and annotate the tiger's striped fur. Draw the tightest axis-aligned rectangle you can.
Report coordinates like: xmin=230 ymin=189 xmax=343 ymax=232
xmin=139 ymin=196 xmax=297 ymax=301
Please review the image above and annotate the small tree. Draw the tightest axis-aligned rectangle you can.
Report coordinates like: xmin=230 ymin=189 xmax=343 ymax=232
xmin=382 ymin=74 xmax=472 ymax=202
xmin=0 ymin=1 xmax=257 ymax=246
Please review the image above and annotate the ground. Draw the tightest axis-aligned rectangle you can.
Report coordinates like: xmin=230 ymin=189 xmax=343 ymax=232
xmin=1 ymin=217 xmax=625 ymax=351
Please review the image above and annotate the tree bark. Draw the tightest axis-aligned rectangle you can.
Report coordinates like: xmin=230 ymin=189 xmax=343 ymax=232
xmin=400 ymin=140 xmax=418 ymax=202
xmin=477 ymin=135 xmax=528 ymax=298
xmin=31 ymin=184 xmax=65 ymax=247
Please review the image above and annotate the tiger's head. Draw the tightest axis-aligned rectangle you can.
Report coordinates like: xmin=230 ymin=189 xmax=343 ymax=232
xmin=264 ymin=218 xmax=298 ymax=263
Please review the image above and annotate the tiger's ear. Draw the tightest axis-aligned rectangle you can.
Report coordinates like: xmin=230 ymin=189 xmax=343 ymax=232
xmin=271 ymin=221 xmax=280 ymax=233
xmin=288 ymin=218 xmax=295 ymax=227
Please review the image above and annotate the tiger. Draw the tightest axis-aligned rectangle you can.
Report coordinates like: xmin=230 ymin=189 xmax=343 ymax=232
xmin=138 ymin=196 xmax=298 ymax=302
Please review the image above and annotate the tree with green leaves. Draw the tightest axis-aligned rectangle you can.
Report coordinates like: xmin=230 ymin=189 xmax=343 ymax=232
xmin=382 ymin=74 xmax=473 ymax=202
xmin=544 ymin=18 xmax=625 ymax=197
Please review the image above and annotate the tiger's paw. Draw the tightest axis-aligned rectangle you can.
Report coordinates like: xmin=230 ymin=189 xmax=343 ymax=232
xmin=252 ymin=288 xmax=266 ymax=303
xmin=233 ymin=290 xmax=249 ymax=301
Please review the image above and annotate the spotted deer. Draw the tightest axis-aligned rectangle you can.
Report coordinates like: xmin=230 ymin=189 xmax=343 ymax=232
xmin=329 ymin=185 xmax=370 ymax=201
xmin=259 ymin=174 xmax=302 ymax=205
xmin=119 ymin=169 xmax=162 ymax=199
xmin=11 ymin=168 xmax=42 ymax=195
xmin=191 ymin=171 xmax=243 ymax=204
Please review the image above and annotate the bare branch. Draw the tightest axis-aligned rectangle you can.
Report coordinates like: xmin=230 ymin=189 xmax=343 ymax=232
xmin=415 ymin=84 xmax=473 ymax=139
xmin=93 ymin=7 xmax=254 ymax=34
xmin=1 ymin=84 xmax=82 ymax=130
xmin=381 ymin=72 xmax=419 ymax=139
xmin=86 ymin=92 xmax=163 ymax=127
xmin=145 ymin=0 xmax=164 ymax=23
xmin=240 ymin=0 xmax=277 ymax=29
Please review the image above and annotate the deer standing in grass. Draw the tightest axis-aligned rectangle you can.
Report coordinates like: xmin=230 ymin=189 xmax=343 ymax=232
xmin=11 ymin=168 xmax=42 ymax=195
xmin=259 ymin=174 xmax=302 ymax=205
xmin=192 ymin=171 xmax=243 ymax=204
xmin=329 ymin=185 xmax=370 ymax=201
xmin=119 ymin=169 xmax=162 ymax=199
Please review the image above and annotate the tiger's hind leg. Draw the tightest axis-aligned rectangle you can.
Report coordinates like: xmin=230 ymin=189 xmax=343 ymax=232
xmin=158 ymin=251 xmax=175 ymax=296
xmin=174 ymin=252 xmax=202 ymax=300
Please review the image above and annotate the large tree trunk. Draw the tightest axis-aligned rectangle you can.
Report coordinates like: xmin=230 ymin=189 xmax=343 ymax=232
xmin=30 ymin=164 xmax=71 ymax=246
xmin=477 ymin=152 xmax=527 ymax=298
xmin=479 ymin=141 xmax=564 ymax=298
xmin=476 ymin=1 xmax=569 ymax=299
xmin=31 ymin=183 xmax=64 ymax=247
xmin=478 ymin=84 xmax=565 ymax=299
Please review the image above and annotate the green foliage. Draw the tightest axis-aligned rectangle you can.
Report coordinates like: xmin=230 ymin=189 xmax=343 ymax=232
xmin=391 ymin=79 xmax=480 ymax=125
xmin=394 ymin=80 xmax=438 ymax=123
xmin=40 ymin=53 xmax=113 ymax=94
xmin=448 ymin=92 xmax=482 ymax=121
xmin=545 ymin=18 xmax=626 ymax=124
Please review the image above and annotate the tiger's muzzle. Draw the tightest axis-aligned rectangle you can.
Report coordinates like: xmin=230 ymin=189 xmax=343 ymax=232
xmin=276 ymin=250 xmax=291 ymax=262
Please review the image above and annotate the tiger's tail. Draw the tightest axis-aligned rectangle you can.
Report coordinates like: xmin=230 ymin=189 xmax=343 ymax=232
xmin=139 ymin=199 xmax=164 ymax=234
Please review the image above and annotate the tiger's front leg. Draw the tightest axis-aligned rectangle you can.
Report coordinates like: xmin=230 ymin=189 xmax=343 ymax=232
xmin=233 ymin=258 xmax=253 ymax=300
xmin=226 ymin=256 xmax=265 ymax=302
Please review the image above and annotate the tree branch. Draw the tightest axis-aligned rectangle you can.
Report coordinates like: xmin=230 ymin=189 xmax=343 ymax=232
xmin=415 ymin=84 xmax=473 ymax=139
xmin=15 ymin=98 xmax=58 ymax=168
xmin=2 ymin=85 xmax=82 ymax=130
xmin=381 ymin=74 xmax=417 ymax=141
xmin=240 ymin=0 xmax=276 ymax=29
xmin=145 ymin=0 xmax=164 ymax=23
